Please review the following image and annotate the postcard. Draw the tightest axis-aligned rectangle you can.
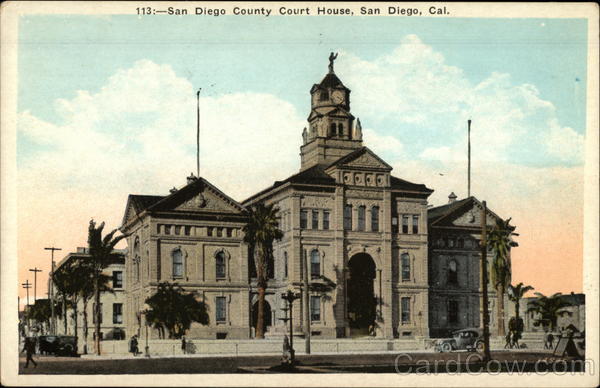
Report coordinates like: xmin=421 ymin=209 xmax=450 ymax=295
xmin=1 ymin=2 xmax=598 ymax=387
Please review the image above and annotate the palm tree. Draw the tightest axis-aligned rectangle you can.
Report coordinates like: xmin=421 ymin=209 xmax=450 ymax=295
xmin=488 ymin=217 xmax=518 ymax=337
xmin=242 ymin=203 xmax=283 ymax=339
xmin=507 ymin=282 xmax=534 ymax=320
xmin=145 ymin=282 xmax=209 ymax=339
xmin=526 ymin=292 xmax=572 ymax=331
xmin=88 ymin=219 xmax=128 ymax=355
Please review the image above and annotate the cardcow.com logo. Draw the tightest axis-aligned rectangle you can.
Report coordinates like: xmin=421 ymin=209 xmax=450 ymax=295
xmin=393 ymin=353 xmax=594 ymax=375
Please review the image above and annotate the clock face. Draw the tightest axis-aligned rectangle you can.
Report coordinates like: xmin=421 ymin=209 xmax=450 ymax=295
xmin=332 ymin=90 xmax=344 ymax=104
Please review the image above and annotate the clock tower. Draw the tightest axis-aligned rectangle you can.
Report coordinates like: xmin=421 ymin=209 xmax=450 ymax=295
xmin=300 ymin=54 xmax=363 ymax=170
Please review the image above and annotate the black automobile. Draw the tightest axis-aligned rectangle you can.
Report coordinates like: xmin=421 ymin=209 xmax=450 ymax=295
xmin=434 ymin=328 xmax=484 ymax=352
xmin=37 ymin=335 xmax=78 ymax=356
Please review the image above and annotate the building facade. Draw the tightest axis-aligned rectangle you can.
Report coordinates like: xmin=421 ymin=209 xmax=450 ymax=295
xmin=53 ymin=247 xmax=127 ymax=350
xmin=120 ymin=58 xmax=516 ymax=340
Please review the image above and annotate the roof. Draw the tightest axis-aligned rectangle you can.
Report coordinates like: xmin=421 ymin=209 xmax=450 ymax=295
xmin=390 ymin=176 xmax=433 ymax=193
xmin=316 ymin=72 xmax=347 ymax=89
xmin=242 ymin=164 xmax=335 ymax=204
xmin=428 ymin=197 xmax=473 ymax=221
xmin=129 ymin=195 xmax=165 ymax=213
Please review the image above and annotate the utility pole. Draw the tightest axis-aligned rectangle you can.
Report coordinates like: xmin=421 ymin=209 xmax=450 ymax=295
xmin=29 ymin=267 xmax=42 ymax=304
xmin=22 ymin=280 xmax=31 ymax=330
xmin=480 ymin=201 xmax=492 ymax=362
xmin=45 ymin=247 xmax=61 ymax=335
xmin=22 ymin=280 xmax=31 ymax=308
xmin=302 ymin=249 xmax=311 ymax=354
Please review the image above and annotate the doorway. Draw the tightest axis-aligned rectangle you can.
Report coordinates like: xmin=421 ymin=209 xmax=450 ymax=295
xmin=347 ymin=253 xmax=377 ymax=337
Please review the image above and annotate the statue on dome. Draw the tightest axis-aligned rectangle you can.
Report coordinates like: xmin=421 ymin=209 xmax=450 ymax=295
xmin=328 ymin=52 xmax=338 ymax=73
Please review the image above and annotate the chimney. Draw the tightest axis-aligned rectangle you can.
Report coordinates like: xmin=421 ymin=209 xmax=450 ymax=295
xmin=169 ymin=187 xmax=178 ymax=194
xmin=448 ymin=192 xmax=457 ymax=204
xmin=187 ymin=173 xmax=198 ymax=185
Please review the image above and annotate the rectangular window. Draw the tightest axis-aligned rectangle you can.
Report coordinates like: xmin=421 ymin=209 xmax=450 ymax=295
xmin=112 ymin=271 xmax=123 ymax=289
xmin=310 ymin=250 xmax=320 ymax=279
xmin=113 ymin=303 xmax=123 ymax=324
xmin=448 ymin=300 xmax=459 ymax=324
xmin=207 ymin=227 xmax=213 ymax=237
xmin=164 ymin=225 xmax=171 ymax=235
xmin=401 ymin=254 xmax=411 ymax=281
xmin=92 ymin=303 xmax=103 ymax=324
xmin=283 ymin=253 xmax=288 ymax=279
xmin=401 ymin=297 xmax=411 ymax=324
xmin=300 ymin=210 xmax=308 ymax=229
xmin=344 ymin=205 xmax=352 ymax=230
xmin=412 ymin=216 xmax=419 ymax=234
xmin=157 ymin=224 xmax=162 ymax=234
xmin=310 ymin=296 xmax=321 ymax=322
xmin=312 ymin=210 xmax=319 ymax=229
xmin=184 ymin=226 xmax=191 ymax=236
xmin=323 ymin=211 xmax=330 ymax=230
xmin=357 ymin=206 xmax=366 ymax=231
xmin=402 ymin=216 xmax=409 ymax=234
xmin=174 ymin=225 xmax=181 ymax=235
xmin=216 ymin=297 xmax=227 ymax=323
xmin=217 ymin=228 xmax=223 ymax=237
xmin=371 ymin=206 xmax=379 ymax=232
xmin=392 ymin=216 xmax=399 ymax=233
xmin=226 ymin=228 xmax=232 ymax=237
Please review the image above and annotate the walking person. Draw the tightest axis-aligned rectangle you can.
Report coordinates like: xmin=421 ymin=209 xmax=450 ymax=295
xmin=504 ymin=331 xmax=512 ymax=349
xmin=22 ymin=337 xmax=37 ymax=368
xmin=547 ymin=332 xmax=554 ymax=350
xmin=181 ymin=336 xmax=186 ymax=355
xmin=129 ymin=335 xmax=139 ymax=356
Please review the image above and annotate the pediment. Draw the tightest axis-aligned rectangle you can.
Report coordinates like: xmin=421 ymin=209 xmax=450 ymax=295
xmin=333 ymin=148 xmax=392 ymax=171
xmin=434 ymin=200 xmax=500 ymax=228
xmin=175 ymin=187 xmax=240 ymax=213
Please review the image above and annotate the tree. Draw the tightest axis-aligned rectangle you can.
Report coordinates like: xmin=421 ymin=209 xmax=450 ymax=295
xmin=526 ymin=292 xmax=572 ymax=331
xmin=242 ymin=203 xmax=283 ymax=339
xmin=488 ymin=217 xmax=518 ymax=337
xmin=52 ymin=258 xmax=112 ymax=354
xmin=27 ymin=299 xmax=63 ymax=334
xmin=145 ymin=282 xmax=209 ymax=339
xmin=88 ymin=220 xmax=127 ymax=355
xmin=507 ymin=282 xmax=534 ymax=320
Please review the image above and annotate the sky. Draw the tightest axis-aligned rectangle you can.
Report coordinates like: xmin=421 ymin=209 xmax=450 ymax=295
xmin=16 ymin=14 xmax=588 ymax=304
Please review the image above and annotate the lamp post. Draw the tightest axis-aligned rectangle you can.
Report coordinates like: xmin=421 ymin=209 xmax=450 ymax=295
xmin=142 ymin=303 xmax=150 ymax=358
xmin=280 ymin=288 xmax=300 ymax=365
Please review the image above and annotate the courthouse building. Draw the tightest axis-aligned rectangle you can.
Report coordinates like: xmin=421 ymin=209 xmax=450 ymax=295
xmin=120 ymin=58 xmax=510 ymax=340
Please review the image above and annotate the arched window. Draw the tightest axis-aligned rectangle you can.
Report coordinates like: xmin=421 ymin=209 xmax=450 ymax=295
xmin=337 ymin=123 xmax=344 ymax=137
xmin=215 ymin=251 xmax=226 ymax=279
xmin=448 ymin=260 xmax=458 ymax=285
xmin=357 ymin=206 xmax=366 ymax=231
xmin=310 ymin=250 xmax=320 ymax=279
xmin=401 ymin=253 xmax=411 ymax=281
xmin=371 ymin=206 xmax=380 ymax=232
xmin=330 ymin=123 xmax=337 ymax=137
xmin=172 ymin=249 xmax=183 ymax=278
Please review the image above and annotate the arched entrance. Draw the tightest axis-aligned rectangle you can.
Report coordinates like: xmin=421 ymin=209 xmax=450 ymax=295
xmin=251 ymin=300 xmax=272 ymax=336
xmin=347 ymin=253 xmax=377 ymax=337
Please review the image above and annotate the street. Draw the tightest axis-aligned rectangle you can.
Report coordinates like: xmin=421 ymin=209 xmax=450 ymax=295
xmin=19 ymin=350 xmax=583 ymax=374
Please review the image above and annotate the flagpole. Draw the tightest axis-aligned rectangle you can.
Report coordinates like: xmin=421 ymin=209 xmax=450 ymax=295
xmin=196 ymin=88 xmax=201 ymax=178
xmin=468 ymin=119 xmax=471 ymax=198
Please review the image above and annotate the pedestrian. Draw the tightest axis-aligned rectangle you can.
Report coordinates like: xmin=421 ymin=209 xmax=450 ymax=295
xmin=547 ymin=332 xmax=554 ymax=350
xmin=504 ymin=331 xmax=512 ymax=349
xmin=181 ymin=336 xmax=186 ymax=355
xmin=22 ymin=337 xmax=37 ymax=368
xmin=129 ymin=335 xmax=139 ymax=356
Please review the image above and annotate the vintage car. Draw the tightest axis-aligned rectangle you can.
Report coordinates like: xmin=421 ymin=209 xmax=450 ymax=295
xmin=37 ymin=335 xmax=78 ymax=356
xmin=434 ymin=328 xmax=484 ymax=352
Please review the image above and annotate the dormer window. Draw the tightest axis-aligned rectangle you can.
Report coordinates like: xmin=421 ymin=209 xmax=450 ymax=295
xmin=329 ymin=123 xmax=336 ymax=137
xmin=337 ymin=123 xmax=344 ymax=137
xmin=319 ymin=90 xmax=329 ymax=101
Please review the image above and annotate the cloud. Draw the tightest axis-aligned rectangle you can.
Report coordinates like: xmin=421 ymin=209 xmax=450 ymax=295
xmin=337 ymin=34 xmax=584 ymax=166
